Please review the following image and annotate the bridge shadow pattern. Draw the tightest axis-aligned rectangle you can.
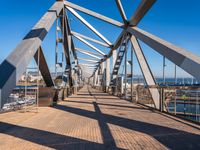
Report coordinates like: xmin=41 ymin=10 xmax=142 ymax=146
xmin=0 ymin=87 xmax=200 ymax=150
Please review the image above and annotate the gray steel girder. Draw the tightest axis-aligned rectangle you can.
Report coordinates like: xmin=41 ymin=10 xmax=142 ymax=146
xmin=0 ymin=1 xmax=63 ymax=108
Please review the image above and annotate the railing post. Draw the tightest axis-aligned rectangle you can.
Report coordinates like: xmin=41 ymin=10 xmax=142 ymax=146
xmin=106 ymin=58 xmax=110 ymax=92
xmin=112 ymin=49 xmax=117 ymax=95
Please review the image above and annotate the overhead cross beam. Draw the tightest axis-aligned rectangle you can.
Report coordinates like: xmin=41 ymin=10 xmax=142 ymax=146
xmin=75 ymin=47 xmax=102 ymax=57
xmin=79 ymin=64 xmax=97 ymax=67
xmin=75 ymin=48 xmax=102 ymax=60
xmin=105 ymin=0 xmax=155 ymax=60
xmin=66 ymin=7 xmax=112 ymax=46
xmin=64 ymin=1 xmax=124 ymax=27
xmin=78 ymin=57 xmax=99 ymax=63
xmin=115 ymin=0 xmax=127 ymax=24
xmin=71 ymin=31 xmax=110 ymax=48
xmin=73 ymin=34 xmax=105 ymax=56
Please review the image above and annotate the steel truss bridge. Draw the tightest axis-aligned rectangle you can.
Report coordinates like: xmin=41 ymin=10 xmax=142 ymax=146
xmin=0 ymin=0 xmax=200 ymax=149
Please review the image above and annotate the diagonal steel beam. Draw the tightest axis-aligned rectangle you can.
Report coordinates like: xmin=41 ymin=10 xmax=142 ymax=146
xmin=66 ymin=7 xmax=112 ymax=46
xmin=75 ymin=47 xmax=102 ymax=57
xmin=106 ymin=30 xmax=127 ymax=59
xmin=78 ymin=57 xmax=99 ymax=63
xmin=71 ymin=36 xmax=78 ymax=60
xmin=71 ymin=31 xmax=110 ymax=48
xmin=60 ymin=10 xmax=74 ymax=88
xmin=76 ymin=48 xmax=101 ymax=60
xmin=64 ymin=1 xmax=124 ymax=27
xmin=130 ymin=36 xmax=160 ymax=109
xmin=79 ymin=64 xmax=97 ymax=67
xmin=128 ymin=26 xmax=200 ymax=81
xmin=115 ymin=0 xmax=127 ymax=24
xmin=73 ymin=34 xmax=105 ymax=56
xmin=60 ymin=11 xmax=71 ymax=65
xmin=130 ymin=0 xmax=156 ymax=26
xmin=0 ymin=1 xmax=63 ymax=108
xmin=106 ymin=0 xmax=155 ymax=59
xmin=34 ymin=47 xmax=54 ymax=87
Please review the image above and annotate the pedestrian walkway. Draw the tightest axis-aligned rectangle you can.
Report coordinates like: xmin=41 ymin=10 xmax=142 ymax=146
xmin=0 ymin=86 xmax=199 ymax=150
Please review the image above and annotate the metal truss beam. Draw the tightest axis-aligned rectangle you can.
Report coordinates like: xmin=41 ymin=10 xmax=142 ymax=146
xmin=0 ymin=1 xmax=63 ymax=108
xmin=130 ymin=36 xmax=160 ymax=109
xmin=106 ymin=0 xmax=155 ymax=60
xmin=130 ymin=0 xmax=156 ymax=26
xmin=34 ymin=47 xmax=54 ymax=87
xmin=106 ymin=30 xmax=127 ymax=59
xmin=76 ymin=48 xmax=101 ymax=60
xmin=79 ymin=64 xmax=97 ymax=67
xmin=71 ymin=31 xmax=110 ymax=48
xmin=66 ymin=7 xmax=112 ymax=46
xmin=71 ymin=36 xmax=78 ymax=60
xmin=64 ymin=1 xmax=124 ymax=28
xmin=78 ymin=57 xmax=99 ymax=63
xmin=128 ymin=27 xmax=200 ymax=81
xmin=115 ymin=0 xmax=127 ymax=24
xmin=73 ymin=34 xmax=105 ymax=56
xmin=75 ymin=47 xmax=102 ymax=57
xmin=60 ymin=12 xmax=71 ymax=65
xmin=60 ymin=10 xmax=74 ymax=88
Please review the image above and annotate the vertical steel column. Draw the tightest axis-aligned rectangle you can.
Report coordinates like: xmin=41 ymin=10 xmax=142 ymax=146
xmin=74 ymin=59 xmax=78 ymax=93
xmin=36 ymin=47 xmax=40 ymax=112
xmin=163 ymin=56 xmax=166 ymax=84
xmin=124 ymin=43 xmax=127 ymax=99
xmin=55 ymin=18 xmax=59 ymax=76
xmin=101 ymin=61 xmax=105 ymax=90
xmin=121 ymin=76 xmax=124 ymax=96
xmin=106 ymin=58 xmax=110 ymax=92
xmin=174 ymin=64 xmax=177 ymax=84
xmin=112 ymin=49 xmax=117 ymax=94
xmin=131 ymin=45 xmax=134 ymax=101
xmin=95 ymin=69 xmax=98 ymax=87
xmin=112 ymin=49 xmax=117 ymax=70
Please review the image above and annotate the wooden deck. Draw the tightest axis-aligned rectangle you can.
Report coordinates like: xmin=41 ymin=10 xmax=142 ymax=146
xmin=0 ymin=86 xmax=200 ymax=150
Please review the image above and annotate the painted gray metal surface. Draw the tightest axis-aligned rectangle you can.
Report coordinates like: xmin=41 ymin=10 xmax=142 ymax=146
xmin=78 ymin=58 xmax=99 ymax=63
xmin=131 ymin=36 xmax=160 ymax=109
xmin=75 ymin=48 xmax=101 ymax=60
xmin=0 ymin=1 xmax=63 ymax=108
xmin=66 ymin=7 xmax=112 ymax=46
xmin=106 ymin=58 xmax=110 ymax=88
xmin=64 ymin=1 xmax=123 ymax=27
xmin=34 ymin=47 xmax=54 ymax=87
xmin=115 ymin=0 xmax=127 ymax=24
xmin=73 ymin=35 xmax=105 ymax=56
xmin=75 ymin=48 xmax=102 ymax=57
xmin=71 ymin=31 xmax=110 ymax=48
xmin=128 ymin=27 xmax=200 ymax=81
xmin=130 ymin=0 xmax=156 ymax=26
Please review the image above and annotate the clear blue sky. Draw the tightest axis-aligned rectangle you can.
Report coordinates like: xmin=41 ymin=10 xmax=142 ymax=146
xmin=0 ymin=0 xmax=200 ymax=78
